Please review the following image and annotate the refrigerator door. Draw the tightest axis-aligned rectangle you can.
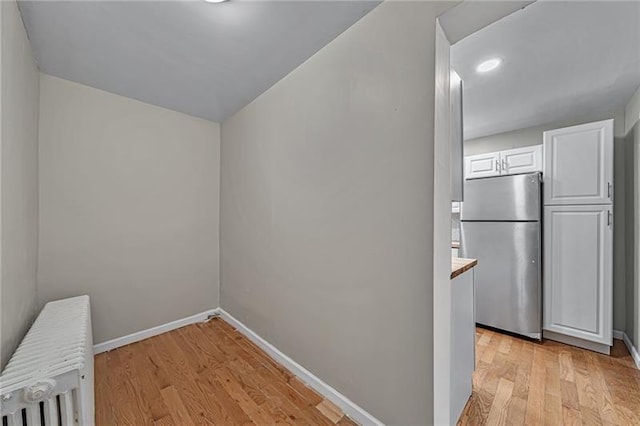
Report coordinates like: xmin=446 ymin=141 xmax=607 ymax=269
xmin=460 ymin=221 xmax=541 ymax=339
xmin=460 ymin=173 xmax=541 ymax=221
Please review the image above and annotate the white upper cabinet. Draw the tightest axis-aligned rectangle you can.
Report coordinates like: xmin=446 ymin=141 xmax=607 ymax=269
xmin=543 ymin=204 xmax=612 ymax=346
xmin=465 ymin=152 xmax=500 ymax=179
xmin=501 ymin=145 xmax=543 ymax=176
xmin=465 ymin=145 xmax=543 ymax=180
xmin=543 ymin=119 xmax=613 ymax=205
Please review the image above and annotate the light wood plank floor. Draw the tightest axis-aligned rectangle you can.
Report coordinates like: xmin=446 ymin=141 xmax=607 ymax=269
xmin=458 ymin=327 xmax=640 ymax=425
xmin=95 ymin=318 xmax=358 ymax=425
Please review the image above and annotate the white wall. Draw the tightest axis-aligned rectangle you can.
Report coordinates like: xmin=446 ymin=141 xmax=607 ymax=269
xmin=0 ymin=0 xmax=40 ymax=369
xmin=220 ymin=2 xmax=451 ymax=423
xmin=464 ymin=110 xmax=628 ymax=332
xmin=38 ymin=74 xmax=220 ymax=344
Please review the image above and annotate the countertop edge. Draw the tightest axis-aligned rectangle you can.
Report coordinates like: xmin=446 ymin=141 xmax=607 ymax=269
xmin=451 ymin=257 xmax=478 ymax=280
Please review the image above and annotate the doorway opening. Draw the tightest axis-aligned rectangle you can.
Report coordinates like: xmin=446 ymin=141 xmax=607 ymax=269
xmin=436 ymin=1 xmax=640 ymax=424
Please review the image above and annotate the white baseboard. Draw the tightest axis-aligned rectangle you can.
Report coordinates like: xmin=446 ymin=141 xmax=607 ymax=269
xmin=93 ymin=308 xmax=220 ymax=354
xmin=613 ymin=329 xmax=624 ymax=340
xmin=622 ymin=332 xmax=640 ymax=370
xmin=218 ymin=308 xmax=384 ymax=426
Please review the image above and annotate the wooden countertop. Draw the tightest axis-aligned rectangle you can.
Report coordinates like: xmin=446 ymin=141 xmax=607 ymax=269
xmin=451 ymin=257 xmax=477 ymax=279
xmin=452 ymin=241 xmax=460 ymax=249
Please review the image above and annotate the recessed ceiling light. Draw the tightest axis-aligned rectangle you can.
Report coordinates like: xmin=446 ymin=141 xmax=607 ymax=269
xmin=205 ymin=0 xmax=228 ymax=3
xmin=476 ymin=58 xmax=502 ymax=73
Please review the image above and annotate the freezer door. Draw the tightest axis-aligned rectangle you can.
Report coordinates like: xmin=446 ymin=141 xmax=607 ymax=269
xmin=460 ymin=173 xmax=541 ymax=221
xmin=460 ymin=221 xmax=541 ymax=339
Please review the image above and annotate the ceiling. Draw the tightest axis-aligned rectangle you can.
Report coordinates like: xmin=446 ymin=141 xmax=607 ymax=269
xmin=18 ymin=0 xmax=380 ymax=123
xmin=438 ymin=1 xmax=535 ymax=46
xmin=451 ymin=0 xmax=640 ymax=140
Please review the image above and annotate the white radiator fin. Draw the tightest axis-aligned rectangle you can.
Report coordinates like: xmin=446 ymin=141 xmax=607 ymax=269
xmin=0 ymin=296 xmax=94 ymax=426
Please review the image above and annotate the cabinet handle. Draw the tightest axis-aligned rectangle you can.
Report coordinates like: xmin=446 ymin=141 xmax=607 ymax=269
xmin=608 ymin=182 xmax=612 ymax=200
xmin=503 ymin=159 xmax=507 ymax=173
xmin=608 ymin=210 xmax=613 ymax=227
xmin=496 ymin=160 xmax=500 ymax=173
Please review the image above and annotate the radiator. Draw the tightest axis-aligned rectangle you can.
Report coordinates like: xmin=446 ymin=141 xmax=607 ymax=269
xmin=0 ymin=296 xmax=94 ymax=426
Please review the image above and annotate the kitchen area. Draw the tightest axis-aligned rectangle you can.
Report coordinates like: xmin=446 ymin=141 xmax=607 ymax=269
xmin=453 ymin=119 xmax=614 ymax=347
xmin=444 ymin=1 xmax=640 ymax=424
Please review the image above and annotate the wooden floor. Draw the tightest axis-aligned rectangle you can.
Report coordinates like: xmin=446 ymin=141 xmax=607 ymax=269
xmin=458 ymin=327 xmax=640 ymax=425
xmin=95 ymin=318 xmax=358 ymax=425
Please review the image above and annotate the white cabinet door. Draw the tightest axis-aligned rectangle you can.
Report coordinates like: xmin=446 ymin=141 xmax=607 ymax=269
xmin=544 ymin=120 xmax=613 ymax=205
xmin=465 ymin=152 xmax=500 ymax=179
xmin=501 ymin=145 xmax=543 ymax=176
xmin=543 ymin=205 xmax=612 ymax=346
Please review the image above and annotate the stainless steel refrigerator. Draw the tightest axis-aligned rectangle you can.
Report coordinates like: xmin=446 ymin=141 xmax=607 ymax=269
xmin=459 ymin=172 xmax=542 ymax=340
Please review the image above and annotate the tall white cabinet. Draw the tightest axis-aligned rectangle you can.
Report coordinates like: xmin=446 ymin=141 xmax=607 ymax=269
xmin=543 ymin=119 xmax=614 ymax=354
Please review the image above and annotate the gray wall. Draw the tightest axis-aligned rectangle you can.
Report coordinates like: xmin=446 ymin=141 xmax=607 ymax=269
xmin=464 ymin=112 xmax=625 ymax=156
xmin=464 ymin=111 xmax=628 ymax=332
xmin=625 ymin=85 xmax=640 ymax=347
xmin=220 ymin=2 xmax=450 ymax=424
xmin=0 ymin=0 xmax=40 ymax=369
xmin=37 ymin=74 xmax=221 ymax=344
xmin=625 ymin=122 xmax=637 ymax=347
